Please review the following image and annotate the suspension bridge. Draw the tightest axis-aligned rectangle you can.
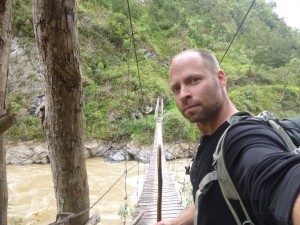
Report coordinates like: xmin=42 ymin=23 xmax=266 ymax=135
xmin=132 ymin=98 xmax=184 ymax=224
xmin=47 ymin=97 xmax=185 ymax=225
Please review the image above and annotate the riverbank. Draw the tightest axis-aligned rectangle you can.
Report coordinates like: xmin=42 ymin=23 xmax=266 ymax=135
xmin=5 ymin=140 xmax=197 ymax=165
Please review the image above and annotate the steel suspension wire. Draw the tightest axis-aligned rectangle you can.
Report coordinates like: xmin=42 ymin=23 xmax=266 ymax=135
xmin=123 ymin=150 xmax=129 ymax=224
xmin=125 ymin=0 xmax=152 ymax=205
xmin=219 ymin=0 xmax=256 ymax=64
xmin=122 ymin=37 xmax=133 ymax=225
xmin=48 ymin=163 xmax=139 ymax=225
xmin=126 ymin=0 xmax=145 ymax=110
xmin=123 ymin=157 xmax=128 ymax=225
xmin=125 ymin=19 xmax=141 ymax=207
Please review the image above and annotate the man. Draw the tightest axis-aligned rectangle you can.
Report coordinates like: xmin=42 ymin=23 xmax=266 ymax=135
xmin=155 ymin=49 xmax=300 ymax=225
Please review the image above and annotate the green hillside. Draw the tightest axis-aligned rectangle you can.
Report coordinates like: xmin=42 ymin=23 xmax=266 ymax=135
xmin=7 ymin=0 xmax=300 ymax=144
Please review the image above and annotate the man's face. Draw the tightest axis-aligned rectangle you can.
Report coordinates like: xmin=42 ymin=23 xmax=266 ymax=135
xmin=169 ymin=52 xmax=225 ymax=123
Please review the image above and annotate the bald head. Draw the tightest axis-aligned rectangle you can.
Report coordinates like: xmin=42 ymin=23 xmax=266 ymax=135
xmin=171 ymin=49 xmax=220 ymax=75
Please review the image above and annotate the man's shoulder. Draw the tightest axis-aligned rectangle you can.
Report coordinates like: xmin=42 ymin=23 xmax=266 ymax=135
xmin=223 ymin=116 xmax=287 ymax=153
xmin=228 ymin=116 xmax=271 ymax=134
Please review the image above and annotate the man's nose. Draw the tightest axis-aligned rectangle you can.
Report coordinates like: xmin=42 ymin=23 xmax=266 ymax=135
xmin=179 ymin=86 xmax=191 ymax=102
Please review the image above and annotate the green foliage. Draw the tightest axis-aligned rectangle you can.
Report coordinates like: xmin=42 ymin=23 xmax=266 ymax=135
xmin=118 ymin=203 xmax=136 ymax=223
xmin=118 ymin=204 xmax=128 ymax=216
xmin=8 ymin=0 xmax=300 ymax=144
xmin=120 ymin=116 xmax=156 ymax=145
xmin=7 ymin=88 xmax=45 ymax=141
xmin=7 ymin=116 xmax=45 ymax=141
xmin=184 ymin=122 xmax=199 ymax=141
xmin=8 ymin=92 xmax=23 ymax=112
xmin=163 ymin=112 xmax=185 ymax=141
xmin=12 ymin=0 xmax=34 ymax=38
xmin=178 ymin=180 xmax=193 ymax=209
xmin=229 ymin=85 xmax=300 ymax=118
xmin=163 ymin=111 xmax=198 ymax=142
xmin=106 ymin=13 xmax=129 ymax=46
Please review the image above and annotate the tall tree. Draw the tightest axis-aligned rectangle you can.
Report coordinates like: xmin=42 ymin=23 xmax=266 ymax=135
xmin=32 ymin=0 xmax=90 ymax=224
xmin=0 ymin=0 xmax=13 ymax=224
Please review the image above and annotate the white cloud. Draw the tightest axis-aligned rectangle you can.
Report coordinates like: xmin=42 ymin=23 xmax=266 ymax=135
xmin=269 ymin=0 xmax=300 ymax=29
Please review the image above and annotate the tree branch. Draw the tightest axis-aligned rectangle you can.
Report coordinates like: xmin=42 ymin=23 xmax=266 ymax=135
xmin=0 ymin=111 xmax=16 ymax=134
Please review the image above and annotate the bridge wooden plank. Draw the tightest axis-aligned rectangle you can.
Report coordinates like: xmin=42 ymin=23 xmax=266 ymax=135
xmin=132 ymin=118 xmax=184 ymax=224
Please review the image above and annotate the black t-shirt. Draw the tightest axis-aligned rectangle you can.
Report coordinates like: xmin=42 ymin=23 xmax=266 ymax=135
xmin=190 ymin=118 xmax=300 ymax=225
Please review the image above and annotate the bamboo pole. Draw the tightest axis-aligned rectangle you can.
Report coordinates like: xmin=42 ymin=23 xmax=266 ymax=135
xmin=157 ymin=144 xmax=162 ymax=222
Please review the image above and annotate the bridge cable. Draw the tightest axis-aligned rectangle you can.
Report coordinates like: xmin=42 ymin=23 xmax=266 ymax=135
xmin=125 ymin=0 xmax=152 ymax=206
xmin=125 ymin=0 xmax=150 ymax=137
xmin=125 ymin=1 xmax=139 ymax=207
xmin=126 ymin=38 xmax=143 ymax=206
xmin=122 ymin=32 xmax=133 ymax=225
xmin=48 ymin=163 xmax=139 ymax=225
xmin=219 ymin=0 xmax=256 ymax=64
xmin=123 ymin=153 xmax=128 ymax=225
xmin=126 ymin=0 xmax=145 ymax=110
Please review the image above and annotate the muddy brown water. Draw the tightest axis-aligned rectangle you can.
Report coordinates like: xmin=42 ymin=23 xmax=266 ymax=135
xmin=7 ymin=158 xmax=190 ymax=225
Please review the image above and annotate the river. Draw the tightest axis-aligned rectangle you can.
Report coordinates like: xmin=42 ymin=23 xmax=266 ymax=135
xmin=7 ymin=158 xmax=191 ymax=225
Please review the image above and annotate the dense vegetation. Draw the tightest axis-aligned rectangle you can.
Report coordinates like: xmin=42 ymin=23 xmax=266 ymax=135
xmin=7 ymin=0 xmax=300 ymax=144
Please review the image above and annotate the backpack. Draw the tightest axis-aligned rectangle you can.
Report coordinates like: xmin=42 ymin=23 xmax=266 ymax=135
xmin=194 ymin=111 xmax=300 ymax=225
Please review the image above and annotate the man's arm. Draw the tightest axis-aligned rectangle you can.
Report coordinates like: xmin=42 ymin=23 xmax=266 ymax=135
xmin=154 ymin=203 xmax=195 ymax=225
xmin=293 ymin=193 xmax=300 ymax=225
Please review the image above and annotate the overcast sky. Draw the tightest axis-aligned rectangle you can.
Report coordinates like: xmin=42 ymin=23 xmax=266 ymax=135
xmin=268 ymin=0 xmax=300 ymax=29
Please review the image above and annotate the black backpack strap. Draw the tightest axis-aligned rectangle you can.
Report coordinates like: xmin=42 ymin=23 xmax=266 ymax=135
xmin=227 ymin=111 xmax=253 ymax=125
xmin=194 ymin=171 xmax=218 ymax=225
xmin=280 ymin=118 xmax=300 ymax=147
xmin=213 ymin=124 xmax=255 ymax=225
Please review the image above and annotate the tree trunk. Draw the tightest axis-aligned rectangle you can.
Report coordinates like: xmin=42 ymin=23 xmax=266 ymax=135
xmin=0 ymin=0 xmax=12 ymax=224
xmin=279 ymin=84 xmax=287 ymax=103
xmin=32 ymin=1 xmax=90 ymax=224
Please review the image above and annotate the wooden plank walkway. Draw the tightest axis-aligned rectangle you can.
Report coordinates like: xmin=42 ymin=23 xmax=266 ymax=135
xmin=132 ymin=113 xmax=183 ymax=224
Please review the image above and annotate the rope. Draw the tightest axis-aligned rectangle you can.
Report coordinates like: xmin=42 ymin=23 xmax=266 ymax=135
xmin=123 ymin=157 xmax=128 ymax=225
xmin=122 ymin=29 xmax=133 ymax=225
xmin=48 ymin=164 xmax=138 ymax=225
xmin=136 ymin=148 xmax=140 ymax=204
xmin=219 ymin=0 xmax=256 ymax=64
xmin=125 ymin=0 xmax=151 ymax=207
xmin=157 ymin=144 xmax=162 ymax=222
xmin=125 ymin=0 xmax=145 ymax=110
xmin=124 ymin=15 xmax=142 ymax=207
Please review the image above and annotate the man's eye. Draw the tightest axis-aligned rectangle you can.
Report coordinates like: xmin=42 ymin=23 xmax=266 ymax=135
xmin=190 ymin=78 xmax=199 ymax=84
xmin=172 ymin=86 xmax=180 ymax=94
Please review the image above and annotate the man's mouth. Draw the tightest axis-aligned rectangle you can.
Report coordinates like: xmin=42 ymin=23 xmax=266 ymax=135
xmin=184 ymin=104 xmax=198 ymax=113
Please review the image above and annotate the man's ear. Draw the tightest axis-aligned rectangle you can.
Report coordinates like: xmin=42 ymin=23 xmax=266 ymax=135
xmin=217 ymin=69 xmax=227 ymax=88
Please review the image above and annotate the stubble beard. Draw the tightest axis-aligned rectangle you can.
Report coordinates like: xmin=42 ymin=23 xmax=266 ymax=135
xmin=184 ymin=102 xmax=221 ymax=124
xmin=183 ymin=106 xmax=207 ymax=123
